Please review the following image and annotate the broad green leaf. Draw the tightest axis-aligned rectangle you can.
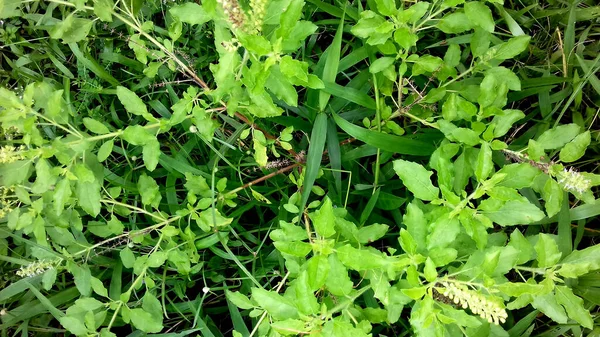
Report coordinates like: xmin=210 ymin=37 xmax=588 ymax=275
xmin=337 ymin=244 xmax=386 ymax=271
xmin=97 ymin=140 xmax=113 ymax=162
xmin=293 ymin=271 xmax=319 ymax=315
xmin=120 ymin=247 xmax=135 ymax=268
xmin=83 ymin=118 xmax=110 ymax=135
xmin=471 ymin=28 xmax=491 ymax=58
xmin=357 ymin=223 xmax=388 ymax=244
xmin=375 ymin=0 xmax=396 ymax=16
xmin=129 ymin=308 xmax=163 ymax=333
xmin=226 ymin=290 xmax=254 ymax=310
xmin=437 ymin=12 xmax=473 ymax=34
xmin=488 ymin=35 xmax=531 ymax=61
xmin=542 ymin=178 xmax=562 ymax=217
xmin=491 ymin=109 xmax=525 ymax=137
xmin=508 ymin=229 xmax=534 ymax=265
xmin=394 ymin=27 xmax=418 ymax=50
xmin=116 ymin=86 xmax=149 ymax=118
xmin=306 ymin=255 xmax=330 ymax=291
xmin=403 ymin=202 xmax=427 ymax=251
xmin=94 ymin=0 xmax=113 ymax=22
xmin=251 ymin=288 xmax=298 ymax=320
xmin=498 ymin=282 xmax=548 ymax=297
xmin=169 ymin=3 xmax=210 ymax=25
xmin=76 ymin=175 xmax=101 ymax=217
xmin=122 ymin=125 xmax=154 ymax=145
xmin=497 ymin=163 xmax=540 ymax=189
xmin=238 ymin=34 xmax=271 ymax=56
xmin=427 ymin=213 xmax=460 ymax=250
xmin=142 ymin=140 xmax=160 ymax=172
xmin=59 ymin=316 xmax=88 ymax=336
xmin=393 ymin=159 xmax=439 ymax=201
xmin=554 ymin=286 xmax=593 ymax=329
xmin=479 ymin=198 xmax=545 ymax=226
xmin=138 ymin=174 xmax=161 ymax=208
xmin=532 ymin=293 xmax=567 ymax=324
xmin=253 ymin=130 xmax=268 ymax=167
xmin=49 ymin=14 xmax=93 ymax=43
xmin=369 ymin=57 xmax=395 ymax=73
xmin=53 ymin=178 xmax=71 ymax=215
xmin=535 ymin=234 xmax=562 ymax=268
xmin=271 ymin=319 xmax=310 ymax=335
xmin=326 ymin=254 xmax=353 ymax=296
xmin=0 ymin=0 xmax=20 ymax=19
xmin=398 ymin=2 xmax=430 ymax=23
xmin=558 ymin=244 xmax=600 ymax=278
xmin=536 ymin=123 xmax=581 ymax=150
xmin=312 ymin=197 xmax=336 ymax=238
xmin=465 ymin=2 xmax=494 ymax=32
xmin=273 ymin=241 xmax=312 ymax=257
xmin=31 ymin=158 xmax=56 ymax=194
xmin=559 ymin=131 xmax=590 ymax=162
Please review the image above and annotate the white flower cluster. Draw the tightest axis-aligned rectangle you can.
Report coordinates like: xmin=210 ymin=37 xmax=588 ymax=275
xmin=557 ymin=167 xmax=591 ymax=194
xmin=249 ymin=0 xmax=268 ymax=33
xmin=16 ymin=260 xmax=56 ymax=278
xmin=0 ymin=145 xmax=25 ymax=164
xmin=440 ymin=281 xmax=508 ymax=325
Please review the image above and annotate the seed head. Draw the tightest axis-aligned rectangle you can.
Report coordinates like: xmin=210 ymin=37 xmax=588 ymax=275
xmin=440 ymin=281 xmax=508 ymax=325
xmin=16 ymin=260 xmax=57 ymax=278
xmin=216 ymin=0 xmax=247 ymax=30
xmin=557 ymin=167 xmax=591 ymax=194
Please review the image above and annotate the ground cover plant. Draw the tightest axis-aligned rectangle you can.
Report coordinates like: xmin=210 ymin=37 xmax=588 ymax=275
xmin=0 ymin=0 xmax=599 ymax=336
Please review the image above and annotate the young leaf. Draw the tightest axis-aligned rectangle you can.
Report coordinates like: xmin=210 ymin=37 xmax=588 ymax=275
xmin=116 ymin=86 xmax=150 ymax=118
xmin=312 ymin=197 xmax=336 ymax=238
xmin=251 ymin=288 xmax=298 ymax=320
xmin=554 ymin=286 xmax=593 ymax=329
xmin=393 ymin=159 xmax=439 ymax=201
xmin=535 ymin=234 xmax=562 ymax=268
xmin=465 ymin=2 xmax=495 ymax=32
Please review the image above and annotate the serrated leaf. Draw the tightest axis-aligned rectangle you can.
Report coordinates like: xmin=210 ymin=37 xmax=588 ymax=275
xmin=559 ymin=131 xmax=590 ymax=162
xmin=465 ymin=2 xmax=495 ymax=32
xmin=393 ymin=160 xmax=439 ymax=201
xmin=558 ymin=244 xmax=600 ymax=278
xmin=555 ymin=286 xmax=593 ymax=329
xmin=251 ymin=288 xmax=298 ymax=320
xmin=312 ymin=197 xmax=336 ymax=238
xmin=535 ymin=234 xmax=562 ymax=268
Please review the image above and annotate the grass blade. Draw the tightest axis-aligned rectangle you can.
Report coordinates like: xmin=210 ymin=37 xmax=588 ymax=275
xmin=323 ymin=81 xmax=376 ymax=110
xmin=327 ymin=117 xmax=343 ymax=201
xmin=300 ymin=113 xmax=328 ymax=211
xmin=332 ymin=113 xmax=436 ymax=156
xmin=319 ymin=13 xmax=344 ymax=111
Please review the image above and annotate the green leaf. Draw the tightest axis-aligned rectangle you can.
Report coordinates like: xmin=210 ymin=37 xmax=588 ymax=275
xmin=497 ymin=163 xmax=540 ymax=189
xmin=536 ymin=123 xmax=581 ymax=150
xmin=59 ymin=316 xmax=88 ymax=336
xmin=479 ymin=198 xmax=545 ymax=226
xmin=498 ymin=282 xmax=548 ymax=297
xmin=122 ymin=125 xmax=154 ymax=145
xmin=427 ymin=213 xmax=460 ymax=250
xmin=91 ymin=277 xmax=108 ymax=297
xmin=542 ymin=178 xmax=562 ymax=217
xmin=337 ymin=244 xmax=387 ymax=271
xmin=97 ymin=140 xmax=113 ymax=162
xmin=138 ymin=174 xmax=161 ymax=208
xmin=226 ymin=290 xmax=254 ymax=310
xmin=532 ymin=293 xmax=568 ymax=324
xmin=375 ymin=0 xmax=396 ymax=16
xmin=357 ymin=224 xmax=388 ymax=244
xmin=83 ymin=117 xmax=110 ymax=135
xmin=273 ymin=241 xmax=312 ymax=257
xmin=129 ymin=308 xmax=163 ymax=333
xmin=394 ymin=27 xmax=418 ymax=50
xmin=393 ymin=159 xmax=439 ymax=201
xmin=299 ymin=114 xmax=328 ymax=211
xmin=116 ymin=86 xmax=150 ymax=118
xmin=94 ymin=0 xmax=113 ymax=22
xmin=142 ymin=140 xmax=161 ymax=172
xmin=475 ymin=143 xmax=493 ymax=182
xmin=0 ymin=0 xmax=20 ymax=19
xmin=169 ymin=3 xmax=210 ymax=25
xmin=251 ymin=288 xmax=298 ymax=320
xmin=491 ymin=109 xmax=525 ymax=137
xmin=369 ymin=57 xmax=395 ymax=73
xmin=465 ymin=2 xmax=495 ymax=32
xmin=403 ymin=202 xmax=427 ymax=251
xmin=326 ymin=254 xmax=353 ymax=296
xmin=120 ymin=247 xmax=135 ymax=268
xmin=253 ymin=130 xmax=268 ymax=167
xmin=306 ymin=255 xmax=330 ymax=291
xmin=53 ymin=178 xmax=71 ymax=215
xmin=312 ymin=197 xmax=336 ymax=238
xmin=558 ymin=244 xmax=600 ymax=278
xmin=488 ymin=35 xmax=531 ymax=61
xmin=271 ymin=319 xmax=310 ymax=335
xmin=50 ymin=15 xmax=93 ymax=43
xmin=76 ymin=174 xmax=101 ymax=217
xmin=437 ymin=12 xmax=473 ymax=34
xmin=554 ymin=286 xmax=593 ymax=329
xmin=559 ymin=131 xmax=590 ymax=162
xmin=294 ymin=271 xmax=319 ymax=315
xmin=535 ymin=234 xmax=562 ymax=268
xmin=238 ymin=34 xmax=271 ymax=56
xmin=320 ymin=14 xmax=344 ymax=111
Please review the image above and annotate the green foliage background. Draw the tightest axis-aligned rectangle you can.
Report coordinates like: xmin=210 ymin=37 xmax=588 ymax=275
xmin=0 ymin=0 xmax=599 ymax=336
